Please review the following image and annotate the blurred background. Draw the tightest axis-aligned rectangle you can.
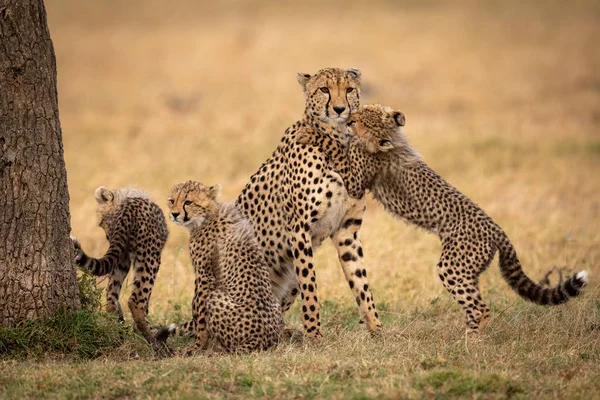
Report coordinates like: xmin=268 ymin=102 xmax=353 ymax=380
xmin=47 ymin=0 xmax=600 ymax=319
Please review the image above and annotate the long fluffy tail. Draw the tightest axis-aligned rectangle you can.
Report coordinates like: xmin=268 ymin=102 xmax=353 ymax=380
xmin=155 ymin=320 xmax=196 ymax=343
xmin=497 ymin=231 xmax=588 ymax=305
xmin=70 ymin=236 xmax=125 ymax=276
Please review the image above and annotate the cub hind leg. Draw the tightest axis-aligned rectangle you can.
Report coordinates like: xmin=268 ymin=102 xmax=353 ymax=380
xmin=105 ymin=260 xmax=129 ymax=322
xmin=436 ymin=244 xmax=492 ymax=335
xmin=128 ymin=252 xmax=160 ymax=344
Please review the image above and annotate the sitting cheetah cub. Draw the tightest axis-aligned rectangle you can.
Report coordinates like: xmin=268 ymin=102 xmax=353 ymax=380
xmin=159 ymin=181 xmax=284 ymax=354
xmin=71 ymin=186 xmax=168 ymax=344
xmin=299 ymin=104 xmax=589 ymax=334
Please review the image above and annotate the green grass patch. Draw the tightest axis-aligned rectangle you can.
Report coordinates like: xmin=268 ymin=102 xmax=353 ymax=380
xmin=413 ymin=368 xmax=523 ymax=398
xmin=0 ymin=274 xmax=145 ymax=360
xmin=0 ymin=307 xmax=137 ymax=360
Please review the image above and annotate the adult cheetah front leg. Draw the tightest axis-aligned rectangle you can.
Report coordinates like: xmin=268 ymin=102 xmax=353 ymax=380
xmin=290 ymin=221 xmax=323 ymax=339
xmin=332 ymin=197 xmax=382 ymax=335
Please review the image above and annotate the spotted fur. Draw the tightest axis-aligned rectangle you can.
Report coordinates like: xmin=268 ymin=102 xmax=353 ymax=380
xmin=299 ymin=104 xmax=589 ymax=334
xmin=234 ymin=68 xmax=382 ymax=338
xmin=161 ymin=181 xmax=284 ymax=353
xmin=71 ymin=186 xmax=168 ymax=344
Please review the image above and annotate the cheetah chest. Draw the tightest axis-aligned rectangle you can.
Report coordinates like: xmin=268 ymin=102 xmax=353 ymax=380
xmin=310 ymin=171 xmax=351 ymax=248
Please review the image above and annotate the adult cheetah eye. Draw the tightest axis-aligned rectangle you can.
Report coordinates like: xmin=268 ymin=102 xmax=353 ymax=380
xmin=319 ymin=87 xmax=329 ymax=94
xmin=168 ymin=198 xmax=174 ymax=205
xmin=184 ymin=200 xmax=193 ymax=206
xmin=347 ymin=120 xmax=356 ymax=127
xmin=346 ymin=87 xmax=354 ymax=93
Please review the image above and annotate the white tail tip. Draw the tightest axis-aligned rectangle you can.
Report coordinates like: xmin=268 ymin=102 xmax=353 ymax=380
xmin=576 ymin=270 xmax=589 ymax=286
xmin=167 ymin=323 xmax=177 ymax=333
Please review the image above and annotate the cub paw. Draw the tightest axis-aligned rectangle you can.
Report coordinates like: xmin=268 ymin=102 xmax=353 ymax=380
xmin=70 ymin=236 xmax=84 ymax=264
xmin=296 ymin=131 xmax=317 ymax=146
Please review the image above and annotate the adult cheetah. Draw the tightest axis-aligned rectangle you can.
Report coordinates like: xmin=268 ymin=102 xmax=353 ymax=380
xmin=298 ymin=104 xmax=589 ymax=334
xmin=71 ymin=186 xmax=168 ymax=344
xmin=161 ymin=180 xmax=284 ymax=353
xmin=233 ymin=68 xmax=382 ymax=338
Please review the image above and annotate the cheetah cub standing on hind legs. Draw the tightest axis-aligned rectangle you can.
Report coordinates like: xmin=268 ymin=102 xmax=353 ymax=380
xmin=299 ymin=104 xmax=589 ymax=335
xmin=71 ymin=186 xmax=168 ymax=345
xmin=159 ymin=181 xmax=284 ymax=354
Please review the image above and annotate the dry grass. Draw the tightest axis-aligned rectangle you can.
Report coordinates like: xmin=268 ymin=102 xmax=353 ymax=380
xmin=3 ymin=0 xmax=600 ymax=398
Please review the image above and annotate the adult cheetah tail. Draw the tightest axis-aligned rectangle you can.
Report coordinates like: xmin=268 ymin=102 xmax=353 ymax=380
xmin=497 ymin=231 xmax=589 ymax=305
xmin=70 ymin=235 xmax=125 ymax=276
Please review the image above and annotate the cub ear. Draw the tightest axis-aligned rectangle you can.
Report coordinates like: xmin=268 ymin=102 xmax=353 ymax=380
xmin=347 ymin=68 xmax=361 ymax=81
xmin=94 ymin=186 xmax=113 ymax=204
xmin=392 ymin=111 xmax=406 ymax=127
xmin=208 ymin=184 xmax=222 ymax=200
xmin=296 ymin=73 xmax=312 ymax=89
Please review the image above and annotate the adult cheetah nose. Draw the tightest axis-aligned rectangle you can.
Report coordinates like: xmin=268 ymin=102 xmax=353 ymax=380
xmin=333 ymin=106 xmax=346 ymax=115
xmin=171 ymin=212 xmax=180 ymax=219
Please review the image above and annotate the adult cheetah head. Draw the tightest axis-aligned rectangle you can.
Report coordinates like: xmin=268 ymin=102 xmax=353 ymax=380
xmin=167 ymin=180 xmax=221 ymax=232
xmin=297 ymin=67 xmax=361 ymax=125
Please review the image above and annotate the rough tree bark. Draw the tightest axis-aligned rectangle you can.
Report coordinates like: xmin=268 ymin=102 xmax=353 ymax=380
xmin=0 ymin=0 xmax=79 ymax=326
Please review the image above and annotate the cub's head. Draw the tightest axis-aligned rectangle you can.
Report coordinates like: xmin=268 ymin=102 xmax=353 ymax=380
xmin=297 ymin=67 xmax=361 ymax=125
xmin=93 ymin=186 xmax=148 ymax=231
xmin=346 ymin=104 xmax=407 ymax=153
xmin=167 ymin=180 xmax=221 ymax=231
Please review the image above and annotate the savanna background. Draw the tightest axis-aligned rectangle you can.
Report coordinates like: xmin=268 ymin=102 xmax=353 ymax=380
xmin=2 ymin=0 xmax=600 ymax=398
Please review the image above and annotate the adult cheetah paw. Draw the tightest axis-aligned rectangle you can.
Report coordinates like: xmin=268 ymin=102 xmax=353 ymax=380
xmin=304 ymin=329 xmax=324 ymax=341
xmin=368 ymin=323 xmax=383 ymax=337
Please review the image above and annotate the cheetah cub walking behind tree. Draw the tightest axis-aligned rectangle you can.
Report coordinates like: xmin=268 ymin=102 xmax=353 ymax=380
xmin=159 ymin=181 xmax=284 ymax=354
xmin=299 ymin=104 xmax=589 ymax=334
xmin=71 ymin=187 xmax=168 ymax=344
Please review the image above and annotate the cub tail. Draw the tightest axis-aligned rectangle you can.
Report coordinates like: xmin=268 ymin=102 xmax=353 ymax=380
xmin=155 ymin=320 xmax=196 ymax=343
xmin=70 ymin=235 xmax=126 ymax=276
xmin=497 ymin=231 xmax=588 ymax=305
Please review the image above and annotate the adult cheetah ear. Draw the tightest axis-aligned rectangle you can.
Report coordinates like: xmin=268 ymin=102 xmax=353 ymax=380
xmin=94 ymin=186 xmax=113 ymax=204
xmin=208 ymin=184 xmax=222 ymax=200
xmin=392 ymin=111 xmax=406 ymax=127
xmin=347 ymin=68 xmax=361 ymax=81
xmin=296 ymin=73 xmax=312 ymax=90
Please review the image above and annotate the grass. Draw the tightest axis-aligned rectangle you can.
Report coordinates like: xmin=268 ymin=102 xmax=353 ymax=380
xmin=2 ymin=0 xmax=599 ymax=398
xmin=0 ymin=276 xmax=147 ymax=361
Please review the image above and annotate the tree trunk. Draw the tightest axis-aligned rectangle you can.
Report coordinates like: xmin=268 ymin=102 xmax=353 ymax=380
xmin=0 ymin=0 xmax=79 ymax=326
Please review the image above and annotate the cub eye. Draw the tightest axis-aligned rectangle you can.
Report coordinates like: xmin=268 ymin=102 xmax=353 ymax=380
xmin=319 ymin=87 xmax=329 ymax=94
xmin=347 ymin=120 xmax=356 ymax=127
xmin=346 ymin=87 xmax=354 ymax=93
xmin=379 ymin=140 xmax=392 ymax=147
xmin=184 ymin=200 xmax=193 ymax=206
